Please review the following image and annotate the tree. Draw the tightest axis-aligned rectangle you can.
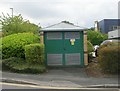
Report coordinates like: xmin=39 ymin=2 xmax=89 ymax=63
xmin=0 ymin=13 xmax=40 ymax=36
xmin=87 ymin=30 xmax=108 ymax=45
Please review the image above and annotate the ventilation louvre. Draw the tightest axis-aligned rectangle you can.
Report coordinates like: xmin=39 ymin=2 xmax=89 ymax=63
xmin=65 ymin=53 xmax=80 ymax=65
xmin=47 ymin=54 xmax=62 ymax=65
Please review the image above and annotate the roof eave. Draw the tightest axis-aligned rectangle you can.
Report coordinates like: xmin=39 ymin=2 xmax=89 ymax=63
xmin=40 ymin=28 xmax=87 ymax=32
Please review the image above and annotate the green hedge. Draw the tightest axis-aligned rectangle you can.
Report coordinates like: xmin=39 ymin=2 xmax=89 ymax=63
xmin=2 ymin=57 xmax=46 ymax=74
xmin=98 ymin=44 xmax=120 ymax=73
xmin=25 ymin=43 xmax=44 ymax=65
xmin=2 ymin=33 xmax=40 ymax=59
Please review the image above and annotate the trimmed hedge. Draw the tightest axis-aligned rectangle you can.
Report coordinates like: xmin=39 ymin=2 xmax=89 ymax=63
xmin=2 ymin=57 xmax=46 ymax=74
xmin=2 ymin=33 xmax=40 ymax=59
xmin=25 ymin=43 xmax=44 ymax=65
xmin=98 ymin=44 xmax=120 ymax=73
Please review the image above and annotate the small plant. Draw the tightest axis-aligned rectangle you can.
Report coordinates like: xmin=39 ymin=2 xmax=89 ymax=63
xmin=87 ymin=41 xmax=94 ymax=53
xmin=87 ymin=41 xmax=94 ymax=62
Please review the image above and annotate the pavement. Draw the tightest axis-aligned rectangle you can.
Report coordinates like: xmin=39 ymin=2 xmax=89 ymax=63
xmin=0 ymin=67 xmax=119 ymax=88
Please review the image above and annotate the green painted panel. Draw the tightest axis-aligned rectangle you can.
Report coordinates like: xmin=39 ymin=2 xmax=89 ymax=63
xmin=80 ymin=31 xmax=84 ymax=66
xmin=45 ymin=32 xmax=64 ymax=53
xmin=63 ymin=32 xmax=83 ymax=65
xmin=44 ymin=31 xmax=84 ymax=66
xmin=46 ymin=40 xmax=64 ymax=53
xmin=64 ymin=39 xmax=81 ymax=53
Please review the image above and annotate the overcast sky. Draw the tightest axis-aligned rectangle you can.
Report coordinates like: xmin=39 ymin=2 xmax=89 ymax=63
xmin=0 ymin=0 xmax=119 ymax=28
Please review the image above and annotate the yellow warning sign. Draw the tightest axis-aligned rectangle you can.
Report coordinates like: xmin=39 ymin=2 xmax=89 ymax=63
xmin=70 ymin=39 xmax=75 ymax=45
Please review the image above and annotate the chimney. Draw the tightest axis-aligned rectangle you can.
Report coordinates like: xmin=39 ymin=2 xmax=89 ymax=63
xmin=94 ymin=21 xmax=99 ymax=31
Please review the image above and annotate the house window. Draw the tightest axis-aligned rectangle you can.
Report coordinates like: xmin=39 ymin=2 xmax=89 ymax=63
xmin=65 ymin=32 xmax=80 ymax=39
xmin=112 ymin=26 xmax=120 ymax=30
xmin=109 ymin=26 xmax=113 ymax=30
xmin=47 ymin=32 xmax=62 ymax=40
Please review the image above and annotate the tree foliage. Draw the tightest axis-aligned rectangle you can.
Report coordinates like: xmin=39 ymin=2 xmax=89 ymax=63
xmin=0 ymin=14 xmax=40 ymax=36
xmin=87 ymin=30 xmax=108 ymax=45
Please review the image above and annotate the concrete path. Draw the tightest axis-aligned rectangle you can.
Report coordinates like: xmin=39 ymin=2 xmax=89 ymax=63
xmin=1 ymin=68 xmax=119 ymax=88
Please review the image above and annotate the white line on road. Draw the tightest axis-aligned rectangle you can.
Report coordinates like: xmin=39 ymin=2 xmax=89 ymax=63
xmin=1 ymin=82 xmax=81 ymax=89
xmin=0 ymin=82 xmax=119 ymax=90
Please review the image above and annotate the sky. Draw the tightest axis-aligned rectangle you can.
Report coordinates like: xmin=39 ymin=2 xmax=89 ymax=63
xmin=0 ymin=0 xmax=119 ymax=28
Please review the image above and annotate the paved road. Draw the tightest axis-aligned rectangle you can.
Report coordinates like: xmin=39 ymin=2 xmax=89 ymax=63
xmin=2 ymin=68 xmax=118 ymax=85
xmin=1 ymin=68 xmax=119 ymax=89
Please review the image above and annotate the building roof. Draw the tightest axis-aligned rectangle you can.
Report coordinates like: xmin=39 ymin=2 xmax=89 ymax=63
xmin=40 ymin=21 xmax=87 ymax=32
xmin=99 ymin=19 xmax=120 ymax=22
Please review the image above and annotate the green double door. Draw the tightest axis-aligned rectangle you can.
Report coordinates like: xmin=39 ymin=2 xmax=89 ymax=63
xmin=45 ymin=31 xmax=84 ymax=66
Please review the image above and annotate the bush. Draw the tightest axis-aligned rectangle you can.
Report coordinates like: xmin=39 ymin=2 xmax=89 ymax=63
xmin=2 ymin=57 xmax=26 ymax=70
xmin=87 ymin=41 xmax=94 ymax=62
xmin=87 ymin=41 xmax=94 ymax=53
xmin=98 ymin=44 xmax=120 ymax=73
xmin=2 ymin=57 xmax=46 ymax=74
xmin=2 ymin=33 xmax=40 ymax=59
xmin=87 ymin=30 xmax=108 ymax=45
xmin=25 ymin=43 xmax=44 ymax=65
xmin=99 ymin=42 xmax=119 ymax=50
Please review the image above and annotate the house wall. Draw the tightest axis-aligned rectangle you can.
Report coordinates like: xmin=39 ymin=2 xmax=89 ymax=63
xmin=98 ymin=19 xmax=120 ymax=34
xmin=98 ymin=20 xmax=105 ymax=33
xmin=40 ymin=32 xmax=44 ymax=44
xmin=83 ymin=31 xmax=88 ymax=66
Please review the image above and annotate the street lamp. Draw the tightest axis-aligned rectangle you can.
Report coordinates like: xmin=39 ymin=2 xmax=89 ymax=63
xmin=10 ymin=8 xmax=13 ymax=17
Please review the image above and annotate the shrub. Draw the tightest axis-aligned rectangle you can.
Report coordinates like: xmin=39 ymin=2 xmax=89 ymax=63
xmin=98 ymin=45 xmax=120 ymax=73
xmin=87 ymin=41 xmax=94 ymax=53
xmin=87 ymin=41 xmax=94 ymax=62
xmin=99 ymin=42 xmax=119 ymax=50
xmin=2 ymin=57 xmax=46 ymax=74
xmin=2 ymin=33 xmax=40 ymax=59
xmin=87 ymin=30 xmax=108 ymax=45
xmin=25 ymin=43 xmax=44 ymax=65
xmin=2 ymin=57 xmax=27 ymax=71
